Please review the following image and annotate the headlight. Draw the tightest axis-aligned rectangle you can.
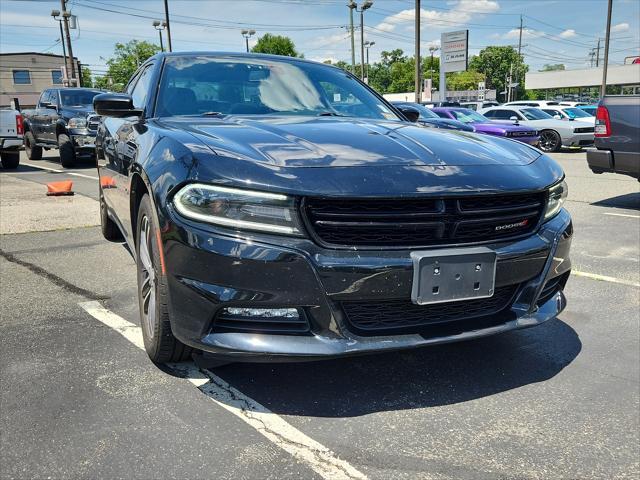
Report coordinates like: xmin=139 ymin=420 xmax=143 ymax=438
xmin=68 ymin=117 xmax=87 ymax=129
xmin=544 ymin=179 xmax=568 ymax=221
xmin=173 ymin=184 xmax=304 ymax=236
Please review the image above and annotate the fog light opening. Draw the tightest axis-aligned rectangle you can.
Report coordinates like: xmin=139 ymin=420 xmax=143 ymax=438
xmin=223 ymin=307 xmax=300 ymax=319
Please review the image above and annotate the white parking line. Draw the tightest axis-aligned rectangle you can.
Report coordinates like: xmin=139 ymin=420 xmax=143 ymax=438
xmin=78 ymin=301 xmax=368 ymax=480
xmin=21 ymin=161 xmax=98 ymax=180
xmin=573 ymin=270 xmax=640 ymax=288
xmin=603 ymin=212 xmax=640 ymax=219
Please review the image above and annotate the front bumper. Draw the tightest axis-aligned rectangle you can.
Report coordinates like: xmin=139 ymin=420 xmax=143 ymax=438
xmin=563 ymin=132 xmax=594 ymax=147
xmin=162 ymin=208 xmax=572 ymax=360
xmin=68 ymin=128 xmax=96 ymax=151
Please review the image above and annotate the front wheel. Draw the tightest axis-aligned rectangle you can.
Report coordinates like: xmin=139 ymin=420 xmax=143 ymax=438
xmin=136 ymin=194 xmax=192 ymax=363
xmin=0 ymin=151 xmax=20 ymax=169
xmin=58 ymin=133 xmax=76 ymax=168
xmin=24 ymin=131 xmax=42 ymax=160
xmin=539 ymin=129 xmax=562 ymax=153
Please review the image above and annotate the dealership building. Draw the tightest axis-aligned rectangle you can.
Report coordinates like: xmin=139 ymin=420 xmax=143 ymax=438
xmin=0 ymin=52 xmax=83 ymax=108
xmin=525 ymin=63 xmax=640 ymax=99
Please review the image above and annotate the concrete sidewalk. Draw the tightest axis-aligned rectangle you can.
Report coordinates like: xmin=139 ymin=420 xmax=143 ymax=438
xmin=0 ymin=175 xmax=99 ymax=235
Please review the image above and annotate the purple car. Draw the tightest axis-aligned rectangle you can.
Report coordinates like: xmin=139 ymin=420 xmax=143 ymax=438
xmin=433 ymin=107 xmax=540 ymax=146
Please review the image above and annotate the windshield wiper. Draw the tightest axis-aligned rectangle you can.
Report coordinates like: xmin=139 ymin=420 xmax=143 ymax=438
xmin=201 ymin=111 xmax=225 ymax=117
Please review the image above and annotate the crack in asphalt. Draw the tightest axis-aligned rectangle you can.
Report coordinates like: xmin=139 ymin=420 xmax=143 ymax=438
xmin=0 ymin=249 xmax=108 ymax=301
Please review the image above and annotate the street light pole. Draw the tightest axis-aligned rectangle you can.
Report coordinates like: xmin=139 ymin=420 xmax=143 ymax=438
xmin=600 ymin=0 xmax=613 ymax=98
xmin=152 ymin=20 xmax=166 ymax=52
xmin=364 ymin=41 xmax=375 ymax=82
xmin=348 ymin=1 xmax=356 ymax=75
xmin=358 ymin=1 xmax=373 ymax=81
xmin=414 ymin=0 xmax=420 ymax=103
xmin=51 ymin=10 xmax=68 ymax=86
xmin=241 ymin=29 xmax=256 ymax=52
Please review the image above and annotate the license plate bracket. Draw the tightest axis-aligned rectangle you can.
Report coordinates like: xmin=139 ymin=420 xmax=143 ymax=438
xmin=411 ymin=247 xmax=497 ymax=305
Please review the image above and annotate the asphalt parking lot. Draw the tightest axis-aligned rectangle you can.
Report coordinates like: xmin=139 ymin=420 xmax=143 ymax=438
xmin=1 ymin=149 xmax=638 ymax=479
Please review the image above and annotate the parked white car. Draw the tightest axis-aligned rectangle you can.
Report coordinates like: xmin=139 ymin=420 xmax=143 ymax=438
xmin=479 ymin=105 xmax=594 ymax=152
xmin=540 ymin=106 xmax=595 ymax=125
xmin=0 ymin=107 xmax=23 ymax=169
xmin=460 ymin=101 xmax=500 ymax=111
xmin=504 ymin=100 xmax=561 ymax=108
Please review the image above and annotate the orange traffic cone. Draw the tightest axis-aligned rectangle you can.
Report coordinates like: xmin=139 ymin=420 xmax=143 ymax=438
xmin=46 ymin=180 xmax=74 ymax=196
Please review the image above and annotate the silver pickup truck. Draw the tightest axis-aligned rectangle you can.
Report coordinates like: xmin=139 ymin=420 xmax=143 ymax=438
xmin=587 ymin=95 xmax=640 ymax=180
xmin=0 ymin=107 xmax=23 ymax=169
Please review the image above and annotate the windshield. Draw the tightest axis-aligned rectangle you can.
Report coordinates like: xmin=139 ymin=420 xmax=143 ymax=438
xmin=59 ymin=90 xmax=100 ymax=107
xmin=157 ymin=56 xmax=400 ymax=120
xmin=520 ymin=108 xmax=553 ymax=120
xmin=563 ymin=107 xmax=592 ymax=119
xmin=448 ymin=109 xmax=489 ymax=123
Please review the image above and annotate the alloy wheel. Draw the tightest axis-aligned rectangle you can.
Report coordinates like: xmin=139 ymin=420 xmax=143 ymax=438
xmin=539 ymin=130 xmax=560 ymax=152
xmin=138 ymin=215 xmax=157 ymax=337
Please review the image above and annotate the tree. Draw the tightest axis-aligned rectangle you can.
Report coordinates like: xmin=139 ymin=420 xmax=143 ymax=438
xmin=447 ymin=70 xmax=484 ymax=91
xmin=541 ymin=63 xmax=565 ymax=71
xmin=469 ymin=46 xmax=528 ymax=101
xmin=251 ymin=34 xmax=300 ymax=57
xmin=93 ymin=40 xmax=161 ymax=92
xmin=80 ymin=66 xmax=93 ymax=88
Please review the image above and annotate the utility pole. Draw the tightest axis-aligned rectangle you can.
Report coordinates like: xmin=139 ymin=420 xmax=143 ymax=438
xmin=414 ymin=0 xmax=421 ymax=103
xmin=600 ymin=0 xmax=613 ymax=98
xmin=348 ymin=1 xmax=356 ymax=75
xmin=595 ymin=37 xmax=601 ymax=67
xmin=507 ymin=63 xmax=513 ymax=102
xmin=60 ymin=0 xmax=76 ymax=86
xmin=515 ymin=14 xmax=523 ymax=100
xmin=163 ymin=0 xmax=172 ymax=52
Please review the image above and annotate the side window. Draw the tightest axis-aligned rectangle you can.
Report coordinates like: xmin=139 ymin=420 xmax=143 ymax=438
xmin=483 ymin=110 xmax=496 ymax=118
xmin=130 ymin=65 xmax=154 ymax=110
xmin=492 ymin=109 xmax=513 ymax=120
xmin=38 ymin=90 xmax=52 ymax=107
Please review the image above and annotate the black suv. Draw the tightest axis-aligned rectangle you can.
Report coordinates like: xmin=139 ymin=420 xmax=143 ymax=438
xmin=22 ymin=88 xmax=103 ymax=167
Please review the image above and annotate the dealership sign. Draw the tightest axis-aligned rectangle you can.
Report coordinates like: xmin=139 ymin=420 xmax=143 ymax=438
xmin=441 ymin=30 xmax=469 ymax=73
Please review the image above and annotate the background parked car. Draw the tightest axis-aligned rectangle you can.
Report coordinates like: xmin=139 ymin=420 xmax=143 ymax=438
xmin=392 ymin=102 xmax=475 ymax=132
xmin=433 ymin=107 xmax=539 ymax=145
xmin=480 ymin=105 xmax=594 ymax=152
xmin=504 ymin=100 xmax=561 ymax=108
xmin=459 ymin=101 xmax=500 ymax=111
xmin=540 ymin=106 xmax=595 ymax=124
xmin=577 ymin=105 xmax=597 ymax=116
xmin=21 ymin=88 xmax=103 ymax=167
xmin=0 ymin=107 xmax=23 ymax=169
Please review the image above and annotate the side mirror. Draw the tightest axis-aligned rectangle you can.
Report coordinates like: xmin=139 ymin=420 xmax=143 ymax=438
xmin=398 ymin=105 xmax=420 ymax=123
xmin=553 ymin=114 xmax=562 ymax=120
xmin=42 ymin=102 xmax=57 ymax=110
xmin=93 ymin=93 xmax=142 ymax=118
xmin=509 ymin=116 xmax=518 ymax=121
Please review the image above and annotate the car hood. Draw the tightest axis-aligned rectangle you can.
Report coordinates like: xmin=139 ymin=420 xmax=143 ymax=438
xmin=159 ymin=115 xmax=541 ymax=168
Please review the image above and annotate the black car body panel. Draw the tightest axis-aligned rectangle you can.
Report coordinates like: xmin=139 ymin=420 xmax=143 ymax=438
xmin=587 ymin=95 xmax=640 ymax=179
xmin=96 ymin=52 xmax=572 ymax=361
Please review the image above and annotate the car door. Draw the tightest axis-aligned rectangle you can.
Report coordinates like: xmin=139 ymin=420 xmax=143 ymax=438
xmin=31 ymin=90 xmax=50 ymax=141
xmin=98 ymin=63 xmax=155 ymax=243
xmin=41 ymin=90 xmax=60 ymax=143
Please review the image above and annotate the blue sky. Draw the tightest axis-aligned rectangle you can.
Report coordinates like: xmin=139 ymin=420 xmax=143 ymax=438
xmin=1 ymin=0 xmax=638 ymax=79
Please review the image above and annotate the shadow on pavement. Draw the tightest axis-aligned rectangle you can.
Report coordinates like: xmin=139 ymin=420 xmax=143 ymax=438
xmin=207 ymin=317 xmax=581 ymax=417
xmin=592 ymin=192 xmax=640 ymax=211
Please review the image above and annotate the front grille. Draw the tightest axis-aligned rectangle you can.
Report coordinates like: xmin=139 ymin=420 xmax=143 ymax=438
xmin=574 ymin=126 xmax=594 ymax=133
xmin=341 ymin=284 xmax=519 ymax=336
xmin=303 ymin=192 xmax=546 ymax=248
xmin=213 ymin=310 xmax=310 ymax=335
xmin=87 ymin=114 xmax=101 ymax=131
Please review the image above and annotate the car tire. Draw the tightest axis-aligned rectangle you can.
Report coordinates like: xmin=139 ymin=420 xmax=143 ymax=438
xmin=136 ymin=194 xmax=192 ymax=363
xmin=0 ymin=151 xmax=20 ymax=169
xmin=58 ymin=133 xmax=76 ymax=168
xmin=24 ymin=131 xmax=42 ymax=160
xmin=99 ymin=187 xmax=123 ymax=241
xmin=539 ymin=129 xmax=562 ymax=153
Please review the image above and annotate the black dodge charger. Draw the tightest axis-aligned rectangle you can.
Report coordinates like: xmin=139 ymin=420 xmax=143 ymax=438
xmin=94 ymin=52 xmax=572 ymax=364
